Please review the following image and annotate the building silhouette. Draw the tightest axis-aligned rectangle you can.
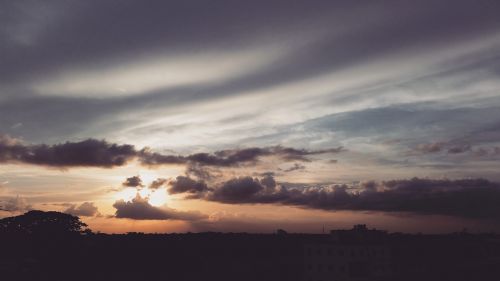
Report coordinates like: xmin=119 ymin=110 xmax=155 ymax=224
xmin=304 ymin=224 xmax=392 ymax=281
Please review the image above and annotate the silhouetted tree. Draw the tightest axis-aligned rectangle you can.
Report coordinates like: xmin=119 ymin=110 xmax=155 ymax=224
xmin=0 ymin=210 xmax=89 ymax=237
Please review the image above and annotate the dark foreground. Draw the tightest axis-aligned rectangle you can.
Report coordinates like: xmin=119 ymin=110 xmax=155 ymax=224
xmin=1 ymin=211 xmax=499 ymax=281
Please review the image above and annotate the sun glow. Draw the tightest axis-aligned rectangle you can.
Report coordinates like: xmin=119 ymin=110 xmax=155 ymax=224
xmin=113 ymin=187 xmax=169 ymax=207
xmin=148 ymin=189 xmax=169 ymax=207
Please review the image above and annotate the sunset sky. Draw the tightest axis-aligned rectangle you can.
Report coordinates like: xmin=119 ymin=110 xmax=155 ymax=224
xmin=1 ymin=0 xmax=500 ymax=233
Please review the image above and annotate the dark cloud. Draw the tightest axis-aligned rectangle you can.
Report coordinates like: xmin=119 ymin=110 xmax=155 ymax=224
xmin=64 ymin=202 xmax=99 ymax=217
xmin=175 ymin=176 xmax=500 ymax=219
xmin=281 ymin=163 xmax=306 ymax=172
xmin=447 ymin=144 xmax=471 ymax=154
xmin=0 ymin=135 xmax=136 ymax=168
xmin=185 ymin=163 xmax=219 ymax=181
xmin=113 ymin=194 xmax=206 ymax=221
xmin=2 ymin=0 xmax=499 ymax=96
xmin=260 ymin=174 xmax=276 ymax=189
xmin=122 ymin=176 xmax=144 ymax=188
xmin=210 ymin=177 xmax=265 ymax=204
xmin=168 ymin=176 xmax=209 ymax=195
xmin=1 ymin=134 xmax=335 ymax=169
xmin=140 ymin=146 xmax=344 ymax=167
xmin=149 ymin=178 xmax=168 ymax=189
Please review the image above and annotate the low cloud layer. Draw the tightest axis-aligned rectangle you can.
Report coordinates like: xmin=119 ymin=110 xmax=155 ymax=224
xmin=113 ymin=194 xmax=206 ymax=221
xmin=64 ymin=202 xmax=100 ymax=217
xmin=169 ymin=176 xmax=500 ymax=219
xmin=0 ymin=135 xmax=342 ymax=169
xmin=139 ymin=146 xmax=344 ymax=166
xmin=0 ymin=136 xmax=136 ymax=168
xmin=168 ymin=176 xmax=209 ymax=195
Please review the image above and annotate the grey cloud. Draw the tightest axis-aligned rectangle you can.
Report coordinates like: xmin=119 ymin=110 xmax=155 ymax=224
xmin=122 ymin=176 xmax=144 ymax=188
xmin=140 ymin=146 xmax=344 ymax=167
xmin=0 ymin=196 xmax=32 ymax=212
xmin=177 ymin=176 xmax=500 ymax=219
xmin=0 ymin=135 xmax=136 ymax=168
xmin=415 ymin=142 xmax=445 ymax=154
xmin=305 ymin=106 xmax=500 ymax=142
xmin=64 ymin=202 xmax=99 ymax=217
xmin=447 ymin=144 xmax=472 ymax=154
xmin=113 ymin=194 xmax=206 ymax=221
xmin=168 ymin=176 xmax=209 ymax=195
xmin=1 ymin=134 xmax=335 ymax=169
xmin=185 ymin=163 xmax=219 ymax=181
xmin=281 ymin=163 xmax=306 ymax=172
xmin=149 ymin=178 xmax=168 ymax=189
xmin=210 ymin=177 xmax=265 ymax=204
xmin=1 ymin=0 xmax=499 ymax=146
xmin=412 ymin=142 xmax=473 ymax=155
xmin=3 ymin=0 xmax=499 ymax=93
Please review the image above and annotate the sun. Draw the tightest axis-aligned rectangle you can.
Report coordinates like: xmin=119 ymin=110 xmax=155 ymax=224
xmin=148 ymin=189 xmax=169 ymax=207
xmin=113 ymin=187 xmax=169 ymax=207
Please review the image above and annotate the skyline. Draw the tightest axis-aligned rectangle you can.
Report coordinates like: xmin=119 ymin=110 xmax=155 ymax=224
xmin=1 ymin=0 xmax=500 ymax=233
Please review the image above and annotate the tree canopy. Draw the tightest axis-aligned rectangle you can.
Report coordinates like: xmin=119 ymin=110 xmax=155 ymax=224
xmin=0 ymin=210 xmax=89 ymax=236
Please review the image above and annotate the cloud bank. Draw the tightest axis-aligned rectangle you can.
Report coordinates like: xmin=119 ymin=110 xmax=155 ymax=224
xmin=0 ymin=135 xmax=342 ymax=168
xmin=166 ymin=176 xmax=500 ymax=219
xmin=64 ymin=202 xmax=100 ymax=217
xmin=113 ymin=194 xmax=206 ymax=221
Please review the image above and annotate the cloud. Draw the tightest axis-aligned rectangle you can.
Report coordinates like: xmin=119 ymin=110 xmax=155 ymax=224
xmin=140 ymin=146 xmax=344 ymax=166
xmin=168 ymin=176 xmax=209 ymax=195
xmin=173 ymin=176 xmax=500 ymax=219
xmin=0 ymin=136 xmax=136 ymax=168
xmin=185 ymin=163 xmax=219 ymax=181
xmin=281 ymin=163 xmax=306 ymax=172
xmin=415 ymin=142 xmax=445 ymax=154
xmin=1 ymin=134 xmax=339 ymax=169
xmin=112 ymin=193 xmax=206 ymax=221
xmin=149 ymin=178 xmax=168 ymax=189
xmin=210 ymin=177 xmax=265 ymax=204
xmin=122 ymin=176 xmax=144 ymax=188
xmin=64 ymin=202 xmax=99 ymax=217
xmin=412 ymin=142 xmax=473 ymax=155
xmin=0 ymin=196 xmax=32 ymax=212
xmin=447 ymin=144 xmax=471 ymax=154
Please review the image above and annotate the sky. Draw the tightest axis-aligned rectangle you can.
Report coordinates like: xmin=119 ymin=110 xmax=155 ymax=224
xmin=1 ymin=0 xmax=500 ymax=233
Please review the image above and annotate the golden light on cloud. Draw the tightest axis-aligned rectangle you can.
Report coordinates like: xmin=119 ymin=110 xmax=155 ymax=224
xmin=113 ymin=186 xmax=169 ymax=207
